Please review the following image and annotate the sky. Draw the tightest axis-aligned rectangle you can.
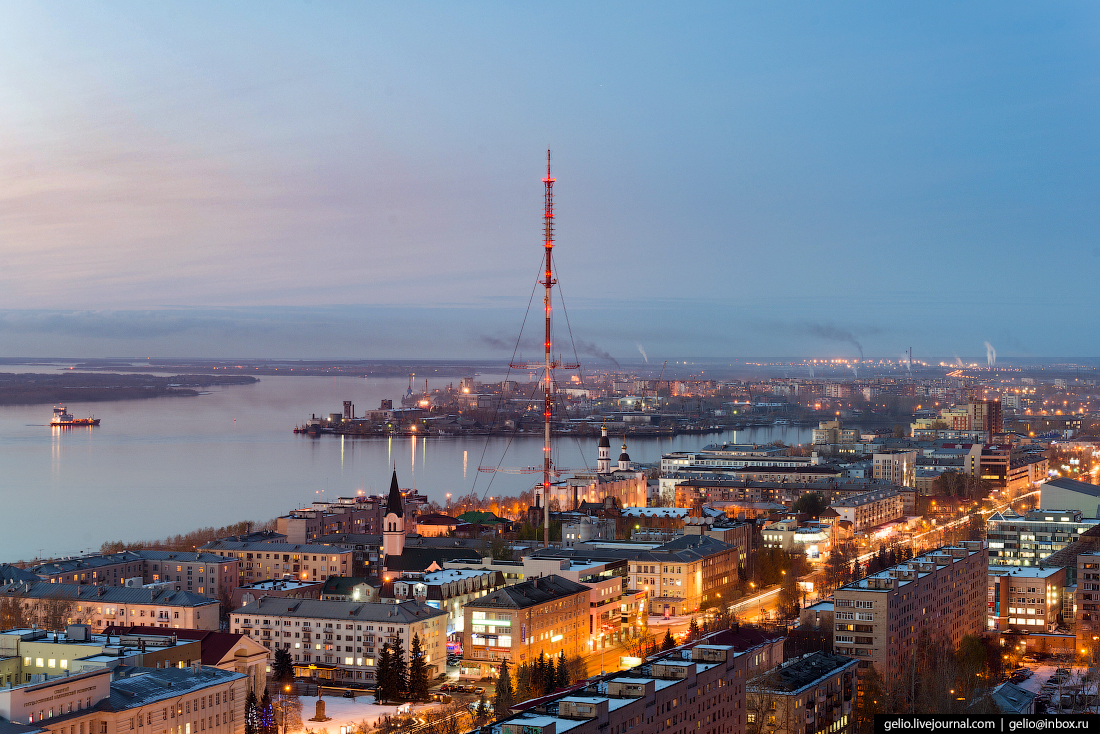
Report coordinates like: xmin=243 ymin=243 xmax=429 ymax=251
xmin=1 ymin=2 xmax=1098 ymax=365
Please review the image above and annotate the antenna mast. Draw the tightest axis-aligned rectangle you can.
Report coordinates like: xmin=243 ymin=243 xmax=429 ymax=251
xmin=511 ymin=150 xmax=578 ymax=547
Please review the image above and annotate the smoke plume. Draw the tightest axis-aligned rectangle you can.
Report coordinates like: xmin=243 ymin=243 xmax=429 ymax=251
xmin=576 ymin=340 xmax=620 ymax=368
xmin=984 ymin=341 xmax=996 ymax=369
xmin=807 ymin=363 xmax=815 ymax=378
xmin=848 ymin=364 xmax=859 ymax=379
xmin=954 ymin=356 xmax=964 ymax=368
xmin=636 ymin=344 xmax=648 ymax=364
xmin=801 ymin=322 xmax=865 ymax=360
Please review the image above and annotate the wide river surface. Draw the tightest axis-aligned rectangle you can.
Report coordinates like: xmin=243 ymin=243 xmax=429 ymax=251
xmin=0 ymin=371 xmax=814 ymax=560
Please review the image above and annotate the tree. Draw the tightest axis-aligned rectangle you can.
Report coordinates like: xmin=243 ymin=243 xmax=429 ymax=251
xmin=0 ymin=593 xmax=27 ymax=630
xmin=376 ymin=643 xmax=395 ymax=703
xmin=407 ymin=634 xmax=430 ymax=701
xmin=259 ymin=689 xmax=275 ymax=734
xmin=564 ymin=655 xmax=587 ymax=685
xmin=472 ymin=695 xmax=490 ymax=728
xmin=662 ymin=629 xmax=676 ymax=651
xmin=275 ymin=690 xmax=302 ymax=734
xmin=513 ymin=662 xmax=532 ymax=703
xmin=390 ymin=638 xmax=408 ymax=697
xmin=777 ymin=571 xmax=800 ymax=621
xmin=245 ymin=690 xmax=260 ymax=734
xmin=494 ymin=657 xmax=514 ymax=716
xmin=272 ymin=649 xmax=294 ymax=683
xmin=791 ymin=493 xmax=828 ymax=518
xmin=555 ymin=653 xmax=569 ymax=689
xmin=38 ymin=595 xmax=76 ymax=631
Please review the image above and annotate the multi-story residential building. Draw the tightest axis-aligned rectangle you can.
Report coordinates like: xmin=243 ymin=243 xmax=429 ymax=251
xmin=0 ymin=664 xmax=248 ymax=734
xmin=812 ymin=421 xmax=860 ymax=446
xmin=831 ymin=542 xmax=986 ymax=675
xmin=0 ymin=582 xmax=220 ymax=630
xmin=231 ymin=579 xmax=324 ymax=608
xmin=747 ymin=652 xmax=857 ymax=734
xmin=27 ymin=551 xmax=238 ymax=601
xmin=381 ymin=568 xmax=504 ymax=637
xmin=495 ymin=634 xmax=784 ymax=734
xmin=520 ymin=557 xmax=647 ymax=652
xmin=199 ymin=541 xmax=353 ymax=585
xmin=230 ymin=598 xmax=446 ymax=684
xmin=459 ymin=574 xmax=589 ymax=679
xmin=275 ymin=492 xmax=424 ymax=544
xmin=0 ymin=626 xmax=203 ymax=683
xmin=986 ymin=509 xmax=1099 ymax=566
xmin=1075 ymin=553 xmax=1100 ymax=652
xmin=872 ymin=451 xmax=916 ymax=488
xmin=987 ymin=566 xmax=1066 ymax=633
xmin=761 ymin=519 xmax=831 ymax=561
xmin=828 ymin=489 xmax=903 ymax=534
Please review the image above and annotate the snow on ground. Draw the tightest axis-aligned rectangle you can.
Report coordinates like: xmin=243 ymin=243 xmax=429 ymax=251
xmin=292 ymin=695 xmax=442 ymax=733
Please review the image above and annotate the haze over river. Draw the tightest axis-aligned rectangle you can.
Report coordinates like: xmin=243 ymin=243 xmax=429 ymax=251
xmin=0 ymin=370 xmax=814 ymax=560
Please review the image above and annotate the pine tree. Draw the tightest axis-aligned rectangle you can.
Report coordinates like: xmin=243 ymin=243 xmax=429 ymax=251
xmin=494 ymin=658 xmax=514 ymax=715
xmin=662 ymin=629 xmax=676 ymax=651
xmin=532 ymin=653 xmax=547 ymax=696
xmin=376 ymin=643 xmax=394 ymax=703
xmin=407 ymin=634 xmax=430 ymax=701
xmin=272 ymin=648 xmax=294 ymax=683
xmin=245 ymin=690 xmax=259 ymax=734
xmin=556 ymin=653 xmax=569 ymax=689
xmin=259 ymin=689 xmax=275 ymax=734
xmin=514 ymin=662 xmax=532 ymax=703
xmin=390 ymin=638 xmax=408 ymax=697
xmin=687 ymin=617 xmax=700 ymax=641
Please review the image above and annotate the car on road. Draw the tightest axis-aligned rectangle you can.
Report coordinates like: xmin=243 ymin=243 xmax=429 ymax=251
xmin=342 ymin=691 xmax=356 ymax=699
xmin=475 ymin=687 xmax=485 ymax=695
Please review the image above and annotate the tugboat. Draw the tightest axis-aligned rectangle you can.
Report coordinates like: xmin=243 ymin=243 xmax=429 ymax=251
xmin=50 ymin=406 xmax=101 ymax=427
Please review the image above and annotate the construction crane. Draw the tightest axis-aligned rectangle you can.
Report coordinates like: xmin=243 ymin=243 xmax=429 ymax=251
xmin=477 ymin=465 xmax=586 ymax=476
xmin=652 ymin=360 xmax=667 ymax=409
xmin=406 ymin=373 xmax=415 ymax=398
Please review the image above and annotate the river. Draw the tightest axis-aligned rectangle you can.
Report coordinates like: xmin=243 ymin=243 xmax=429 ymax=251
xmin=0 ymin=370 xmax=814 ymax=560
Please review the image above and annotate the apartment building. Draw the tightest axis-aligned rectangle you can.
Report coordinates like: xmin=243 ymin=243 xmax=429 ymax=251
xmin=747 ymin=652 xmax=857 ymax=734
xmin=828 ymin=489 xmax=903 ymax=534
xmin=380 ymin=567 xmax=504 ymax=636
xmin=199 ymin=541 xmax=352 ymax=584
xmin=987 ymin=509 xmax=1099 ymax=566
xmin=987 ymin=566 xmax=1066 ymax=633
xmin=230 ymin=598 xmax=447 ymax=683
xmin=0 ymin=626 xmax=202 ymax=684
xmin=0 ymin=665 xmax=247 ymax=734
xmin=760 ymin=519 xmax=831 ymax=561
xmin=275 ymin=493 xmax=424 ymax=544
xmin=831 ymin=542 xmax=987 ymax=676
xmin=0 ymin=582 xmax=220 ymax=630
xmin=495 ymin=637 xmax=782 ymax=734
xmin=460 ymin=575 xmax=589 ymax=679
xmin=1075 ymin=553 xmax=1100 ymax=651
xmin=27 ymin=552 xmax=238 ymax=601
xmin=872 ymin=451 xmax=916 ymax=488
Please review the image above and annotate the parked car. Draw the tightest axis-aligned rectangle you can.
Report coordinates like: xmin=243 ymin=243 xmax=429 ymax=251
xmin=475 ymin=687 xmax=485 ymax=695
xmin=342 ymin=691 xmax=356 ymax=699
xmin=1012 ymin=668 xmax=1032 ymax=679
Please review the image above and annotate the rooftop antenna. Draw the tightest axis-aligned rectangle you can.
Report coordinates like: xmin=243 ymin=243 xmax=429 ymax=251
xmin=511 ymin=150 xmax=578 ymax=547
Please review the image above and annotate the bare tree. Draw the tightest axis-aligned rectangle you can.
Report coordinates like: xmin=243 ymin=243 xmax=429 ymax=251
xmin=0 ymin=593 xmax=28 ymax=630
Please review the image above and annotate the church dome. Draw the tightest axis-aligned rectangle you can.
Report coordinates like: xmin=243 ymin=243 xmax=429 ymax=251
xmin=618 ymin=444 xmax=630 ymax=463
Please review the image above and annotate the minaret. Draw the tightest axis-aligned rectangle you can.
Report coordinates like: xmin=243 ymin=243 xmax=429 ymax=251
xmin=618 ymin=442 xmax=632 ymax=472
xmin=597 ymin=425 xmax=611 ymax=474
xmin=382 ymin=469 xmax=405 ymax=558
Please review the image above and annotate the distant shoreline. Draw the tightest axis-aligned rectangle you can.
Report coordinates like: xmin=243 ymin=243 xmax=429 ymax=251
xmin=0 ymin=372 xmax=259 ymax=406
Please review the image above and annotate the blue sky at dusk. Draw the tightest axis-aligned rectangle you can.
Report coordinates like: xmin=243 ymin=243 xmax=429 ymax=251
xmin=1 ymin=3 xmax=1098 ymax=364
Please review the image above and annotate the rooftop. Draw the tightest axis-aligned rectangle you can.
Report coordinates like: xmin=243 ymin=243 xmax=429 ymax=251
xmin=0 ymin=582 xmax=217 ymax=607
xmin=233 ymin=597 xmax=446 ymax=622
xmin=465 ymin=575 xmax=589 ymax=610
xmin=763 ymin=652 xmax=857 ymax=694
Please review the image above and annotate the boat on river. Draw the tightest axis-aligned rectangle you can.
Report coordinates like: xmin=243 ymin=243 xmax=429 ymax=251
xmin=50 ymin=406 xmax=101 ymax=427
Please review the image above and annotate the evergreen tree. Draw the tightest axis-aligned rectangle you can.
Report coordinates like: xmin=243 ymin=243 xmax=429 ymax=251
xmin=687 ymin=617 xmax=700 ymax=641
xmin=473 ymin=695 xmax=490 ymax=727
xmin=245 ymin=690 xmax=259 ymax=734
xmin=494 ymin=658 xmax=515 ymax=716
xmin=272 ymin=648 xmax=294 ymax=683
xmin=876 ymin=544 xmax=887 ymax=571
xmin=777 ymin=570 xmax=800 ymax=620
xmin=407 ymin=634 xmax=430 ymax=701
xmin=850 ymin=560 xmax=861 ymax=583
xmin=532 ymin=653 xmax=547 ymax=696
xmin=556 ymin=653 xmax=569 ymax=689
xmin=390 ymin=638 xmax=408 ymax=696
xmin=514 ymin=662 xmax=532 ymax=703
xmin=376 ymin=643 xmax=394 ymax=703
xmin=259 ymin=689 xmax=275 ymax=734
xmin=662 ymin=630 xmax=676 ymax=651
xmin=887 ymin=548 xmax=898 ymax=567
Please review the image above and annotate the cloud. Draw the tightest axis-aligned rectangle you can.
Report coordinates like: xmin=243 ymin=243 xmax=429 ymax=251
xmin=782 ymin=322 xmax=882 ymax=360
